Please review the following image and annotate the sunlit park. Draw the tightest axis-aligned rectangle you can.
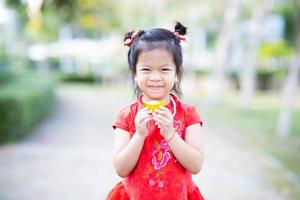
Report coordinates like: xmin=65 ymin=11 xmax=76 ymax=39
xmin=0 ymin=0 xmax=300 ymax=199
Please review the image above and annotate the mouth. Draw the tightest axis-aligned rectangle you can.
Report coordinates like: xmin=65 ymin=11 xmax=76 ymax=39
xmin=148 ymin=85 xmax=163 ymax=90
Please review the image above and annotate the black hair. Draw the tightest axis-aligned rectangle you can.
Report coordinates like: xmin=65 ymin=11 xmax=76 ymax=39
xmin=124 ymin=21 xmax=187 ymax=98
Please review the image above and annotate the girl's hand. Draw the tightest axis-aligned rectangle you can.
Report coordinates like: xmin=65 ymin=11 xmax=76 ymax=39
xmin=135 ymin=107 xmax=152 ymax=138
xmin=152 ymin=106 xmax=174 ymax=139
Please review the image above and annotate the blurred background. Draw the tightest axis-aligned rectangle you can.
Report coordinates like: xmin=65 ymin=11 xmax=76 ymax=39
xmin=0 ymin=0 xmax=299 ymax=199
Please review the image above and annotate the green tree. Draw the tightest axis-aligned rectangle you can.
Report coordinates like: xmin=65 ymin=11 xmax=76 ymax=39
xmin=5 ymin=0 xmax=123 ymax=40
xmin=277 ymin=0 xmax=300 ymax=137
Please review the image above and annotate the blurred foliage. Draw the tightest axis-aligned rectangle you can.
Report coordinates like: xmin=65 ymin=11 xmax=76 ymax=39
xmin=193 ymin=68 xmax=213 ymax=77
xmin=273 ymin=4 xmax=296 ymax=44
xmin=0 ymin=70 xmax=16 ymax=84
xmin=206 ymin=30 xmax=218 ymax=48
xmin=0 ymin=49 xmax=8 ymax=62
xmin=48 ymin=0 xmax=121 ymax=33
xmin=4 ymin=0 xmax=297 ymax=44
xmin=259 ymin=40 xmax=294 ymax=58
xmin=59 ymin=72 xmax=100 ymax=84
xmin=0 ymin=72 xmax=56 ymax=143
xmin=257 ymin=67 xmax=285 ymax=78
xmin=256 ymin=68 xmax=285 ymax=90
xmin=231 ymin=68 xmax=285 ymax=91
xmin=257 ymin=40 xmax=293 ymax=90
xmin=5 ymin=0 xmax=27 ymax=17
xmin=5 ymin=0 xmax=122 ymax=41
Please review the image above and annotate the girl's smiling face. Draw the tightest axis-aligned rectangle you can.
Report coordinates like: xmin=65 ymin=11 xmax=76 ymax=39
xmin=134 ymin=48 xmax=177 ymax=103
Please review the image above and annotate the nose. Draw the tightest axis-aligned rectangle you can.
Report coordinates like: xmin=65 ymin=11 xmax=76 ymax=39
xmin=149 ymin=71 xmax=161 ymax=81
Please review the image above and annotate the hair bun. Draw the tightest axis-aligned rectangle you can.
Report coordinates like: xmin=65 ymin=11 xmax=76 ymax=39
xmin=124 ymin=31 xmax=135 ymax=42
xmin=174 ymin=21 xmax=187 ymax=35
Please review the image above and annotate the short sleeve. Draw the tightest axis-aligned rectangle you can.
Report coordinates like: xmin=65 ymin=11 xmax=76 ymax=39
xmin=112 ymin=106 xmax=131 ymax=132
xmin=184 ymin=105 xmax=203 ymax=127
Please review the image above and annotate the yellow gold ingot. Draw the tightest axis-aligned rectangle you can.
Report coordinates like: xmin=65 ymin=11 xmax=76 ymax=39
xmin=143 ymin=100 xmax=166 ymax=111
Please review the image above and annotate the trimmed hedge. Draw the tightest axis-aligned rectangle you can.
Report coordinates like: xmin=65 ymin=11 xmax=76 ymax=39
xmin=59 ymin=73 xmax=98 ymax=83
xmin=0 ymin=75 xmax=55 ymax=143
xmin=0 ymin=70 xmax=16 ymax=84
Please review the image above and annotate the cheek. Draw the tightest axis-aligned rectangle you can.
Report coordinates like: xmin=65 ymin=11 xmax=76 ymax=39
xmin=168 ymin=74 xmax=177 ymax=83
xmin=135 ymin=76 xmax=146 ymax=87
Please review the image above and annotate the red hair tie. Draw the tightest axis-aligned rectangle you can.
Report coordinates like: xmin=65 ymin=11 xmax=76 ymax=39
xmin=173 ymin=31 xmax=186 ymax=42
xmin=123 ymin=30 xmax=139 ymax=47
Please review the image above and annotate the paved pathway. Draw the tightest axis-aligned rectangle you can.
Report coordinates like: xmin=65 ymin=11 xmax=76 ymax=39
xmin=0 ymin=84 xmax=292 ymax=200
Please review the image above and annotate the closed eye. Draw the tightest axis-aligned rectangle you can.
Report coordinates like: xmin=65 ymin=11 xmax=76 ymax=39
xmin=162 ymin=68 xmax=171 ymax=71
xmin=139 ymin=68 xmax=150 ymax=71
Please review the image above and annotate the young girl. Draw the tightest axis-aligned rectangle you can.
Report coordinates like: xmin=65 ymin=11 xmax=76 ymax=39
xmin=107 ymin=22 xmax=205 ymax=200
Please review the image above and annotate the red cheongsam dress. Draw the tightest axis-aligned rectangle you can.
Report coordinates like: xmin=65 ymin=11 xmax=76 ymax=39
xmin=107 ymin=94 xmax=205 ymax=200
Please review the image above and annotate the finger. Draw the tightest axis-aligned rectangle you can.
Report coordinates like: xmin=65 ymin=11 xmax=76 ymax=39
xmin=152 ymin=110 xmax=172 ymax=121
xmin=158 ymin=106 xmax=170 ymax=112
xmin=137 ymin=112 xmax=152 ymax=124
xmin=154 ymin=107 xmax=171 ymax=116
xmin=139 ymin=107 xmax=150 ymax=113
xmin=152 ymin=113 xmax=169 ymax=124
xmin=140 ymin=107 xmax=153 ymax=115
xmin=153 ymin=115 xmax=168 ymax=126
xmin=153 ymin=119 xmax=163 ymax=129
xmin=143 ymin=117 xmax=151 ymax=124
xmin=140 ymin=118 xmax=152 ymax=130
xmin=142 ymin=113 xmax=152 ymax=121
xmin=153 ymin=114 xmax=173 ymax=129
xmin=141 ymin=107 xmax=149 ymax=111
xmin=154 ymin=121 xmax=161 ymax=128
xmin=140 ymin=107 xmax=151 ymax=114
